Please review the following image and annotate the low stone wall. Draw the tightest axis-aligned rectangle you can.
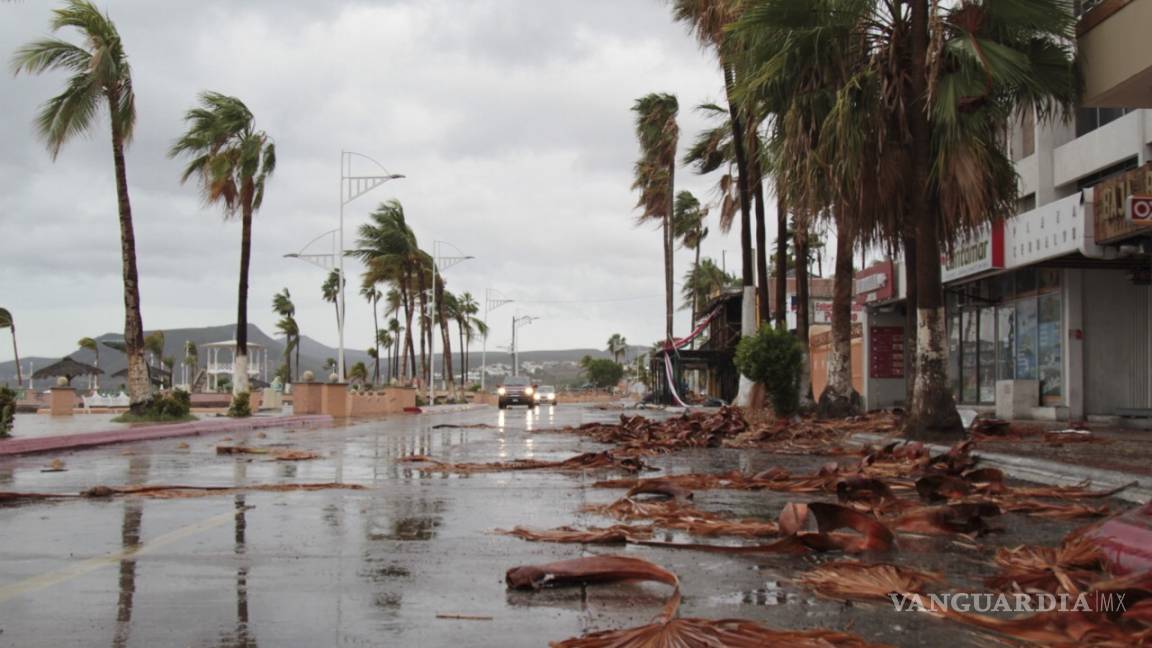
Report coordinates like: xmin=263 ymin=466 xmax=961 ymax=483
xmin=291 ymin=382 xmax=415 ymax=417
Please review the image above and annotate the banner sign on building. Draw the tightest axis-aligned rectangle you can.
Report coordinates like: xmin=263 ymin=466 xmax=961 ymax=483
xmin=1095 ymin=162 xmax=1152 ymax=242
xmin=812 ymin=299 xmax=862 ymax=325
xmin=853 ymin=261 xmax=895 ymax=306
xmin=941 ymin=221 xmax=1005 ymax=283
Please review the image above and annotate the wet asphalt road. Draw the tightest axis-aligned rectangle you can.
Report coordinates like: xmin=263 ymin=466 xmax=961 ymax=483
xmin=0 ymin=405 xmax=1102 ymax=647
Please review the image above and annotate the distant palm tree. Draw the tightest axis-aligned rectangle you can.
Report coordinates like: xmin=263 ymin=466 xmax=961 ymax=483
xmin=0 ymin=309 xmax=21 ymax=385
xmin=361 ymin=282 xmax=382 ymax=383
xmin=184 ymin=341 xmax=198 ymax=389
xmin=143 ymin=331 xmax=164 ymax=388
xmin=386 ymin=318 xmax=403 ymax=382
xmin=375 ymin=330 xmax=393 ymax=384
xmin=321 ymin=269 xmax=344 ymax=371
xmin=632 ymin=93 xmax=679 ymax=343
xmin=12 ymin=0 xmax=148 ymax=404
xmin=681 ymin=258 xmax=737 ymax=314
xmin=272 ymin=288 xmax=298 ymax=381
xmin=349 ymin=361 xmax=368 ymax=383
xmin=170 ymin=92 xmax=275 ymax=397
xmin=453 ymin=292 xmax=485 ymax=389
xmin=606 ymin=333 xmax=628 ymax=364
xmin=78 ymin=336 xmax=100 ymax=390
xmin=672 ymin=191 xmax=709 ymax=326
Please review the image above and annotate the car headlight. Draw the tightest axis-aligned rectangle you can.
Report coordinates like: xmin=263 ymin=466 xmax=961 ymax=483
xmin=524 ymin=387 xmax=534 ymax=395
xmin=497 ymin=387 xmax=506 ymax=395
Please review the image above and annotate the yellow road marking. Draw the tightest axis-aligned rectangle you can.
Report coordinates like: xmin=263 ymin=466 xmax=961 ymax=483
xmin=0 ymin=510 xmax=238 ymax=604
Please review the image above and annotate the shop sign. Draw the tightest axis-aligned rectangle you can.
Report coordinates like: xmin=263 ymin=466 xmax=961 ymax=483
xmin=869 ymin=326 xmax=905 ymax=379
xmin=941 ymin=221 xmax=1004 ymax=283
xmin=1127 ymin=195 xmax=1152 ymax=224
xmin=1095 ymin=162 xmax=1152 ymax=243
xmin=812 ymin=299 xmax=862 ymax=325
xmin=853 ymin=261 xmax=895 ymax=306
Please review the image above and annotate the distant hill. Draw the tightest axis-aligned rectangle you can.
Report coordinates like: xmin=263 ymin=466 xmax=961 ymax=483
xmin=0 ymin=323 xmax=648 ymax=389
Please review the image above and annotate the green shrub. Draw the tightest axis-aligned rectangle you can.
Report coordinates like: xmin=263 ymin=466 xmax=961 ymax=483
xmin=734 ymin=325 xmax=804 ymax=417
xmin=0 ymin=386 xmax=16 ymax=437
xmin=118 ymin=389 xmax=194 ymax=423
xmin=227 ymin=392 xmax=252 ymax=418
xmin=581 ymin=357 xmax=624 ymax=389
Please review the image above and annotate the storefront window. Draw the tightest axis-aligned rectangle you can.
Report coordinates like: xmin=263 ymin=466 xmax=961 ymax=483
xmin=1016 ymin=298 xmax=1038 ymax=380
xmin=1038 ymin=291 xmax=1062 ymax=403
xmin=978 ymin=306 xmax=996 ymax=403
xmin=961 ymin=309 xmax=979 ymax=403
xmin=997 ymin=306 xmax=1014 ymax=382
xmin=948 ymin=314 xmax=961 ymax=399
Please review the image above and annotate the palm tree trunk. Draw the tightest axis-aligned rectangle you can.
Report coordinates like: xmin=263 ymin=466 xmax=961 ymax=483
xmin=724 ymin=64 xmax=758 ymax=408
xmin=906 ymin=0 xmax=962 ymax=440
xmin=371 ymin=294 xmax=380 ymax=384
xmin=903 ymin=231 xmax=918 ymax=405
xmin=401 ymin=280 xmax=415 ymax=382
xmin=109 ymin=114 xmax=149 ymax=408
xmin=9 ymin=327 xmax=21 ymax=385
xmin=233 ymin=193 xmax=254 ymax=396
xmin=775 ymin=193 xmax=788 ymax=328
xmin=294 ymin=334 xmax=300 ymax=382
xmin=795 ymin=214 xmax=813 ymax=409
xmin=459 ymin=326 xmax=466 ymax=389
xmin=664 ymin=167 xmax=675 ymax=343
xmin=416 ymin=272 xmax=428 ymax=387
xmin=691 ymin=235 xmax=702 ymax=330
xmin=749 ymin=138 xmax=771 ymax=324
xmin=816 ymin=210 xmax=862 ymax=418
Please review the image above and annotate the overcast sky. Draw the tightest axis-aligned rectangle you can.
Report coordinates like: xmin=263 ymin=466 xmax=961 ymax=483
xmin=1 ymin=0 xmax=784 ymax=359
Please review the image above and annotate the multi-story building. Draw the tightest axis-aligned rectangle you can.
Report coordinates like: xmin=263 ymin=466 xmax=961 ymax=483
xmin=859 ymin=0 xmax=1152 ymax=423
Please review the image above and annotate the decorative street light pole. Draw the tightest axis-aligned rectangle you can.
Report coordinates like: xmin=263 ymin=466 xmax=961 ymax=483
xmin=479 ymin=289 xmax=513 ymax=390
xmin=429 ymin=240 xmax=473 ymax=406
xmin=511 ymin=314 xmax=538 ymax=377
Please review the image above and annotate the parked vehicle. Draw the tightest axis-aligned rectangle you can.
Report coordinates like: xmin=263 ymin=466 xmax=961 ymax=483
xmin=497 ymin=376 xmax=535 ymax=409
xmin=534 ymin=384 xmax=557 ymax=406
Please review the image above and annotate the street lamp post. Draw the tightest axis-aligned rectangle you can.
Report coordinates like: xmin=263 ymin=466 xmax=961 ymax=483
xmin=428 ymin=240 xmax=473 ymax=406
xmin=511 ymin=314 xmax=538 ymax=376
xmin=479 ymin=289 xmax=513 ymax=390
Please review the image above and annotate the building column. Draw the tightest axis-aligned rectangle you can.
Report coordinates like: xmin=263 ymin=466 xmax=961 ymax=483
xmin=1064 ymin=269 xmax=1085 ymax=421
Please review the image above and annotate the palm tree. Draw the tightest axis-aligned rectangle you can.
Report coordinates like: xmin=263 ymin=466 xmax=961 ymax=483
xmin=143 ymin=331 xmax=164 ymax=387
xmin=631 ymin=93 xmax=679 ymax=343
xmin=184 ymin=340 xmax=198 ymax=389
xmin=350 ymin=200 xmax=422 ymax=385
xmin=672 ymin=191 xmax=709 ymax=326
xmin=375 ymin=330 xmax=392 ymax=384
xmin=12 ymin=0 xmax=148 ymax=405
xmin=0 ymin=309 xmax=22 ymax=385
xmin=681 ymin=258 xmax=737 ymax=314
xmin=386 ymin=317 xmax=403 ymax=382
xmin=349 ymin=361 xmax=368 ymax=383
xmin=361 ymin=282 xmax=382 ymax=383
xmin=170 ymin=92 xmax=275 ymax=397
xmin=321 ymin=269 xmax=345 ymax=371
xmin=606 ymin=333 xmax=628 ymax=365
xmin=272 ymin=288 xmax=298 ymax=381
xmin=454 ymin=292 xmax=484 ymax=389
xmin=78 ymin=336 xmax=100 ymax=390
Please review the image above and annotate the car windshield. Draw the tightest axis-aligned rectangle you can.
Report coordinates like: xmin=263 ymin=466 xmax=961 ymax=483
xmin=503 ymin=377 xmax=529 ymax=386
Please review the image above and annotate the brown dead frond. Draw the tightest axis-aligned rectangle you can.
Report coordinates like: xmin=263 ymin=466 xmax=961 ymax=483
xmin=397 ymin=451 xmax=648 ymax=473
xmin=795 ymin=560 xmax=944 ymax=602
xmin=497 ymin=525 xmax=654 ymax=544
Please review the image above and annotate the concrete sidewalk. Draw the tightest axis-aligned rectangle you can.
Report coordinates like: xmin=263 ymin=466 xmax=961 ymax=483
xmin=851 ymin=432 xmax=1152 ymax=504
xmin=0 ymin=414 xmax=333 ymax=457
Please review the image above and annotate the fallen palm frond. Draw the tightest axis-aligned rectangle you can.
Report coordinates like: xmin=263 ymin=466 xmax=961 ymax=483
xmin=497 ymin=525 xmax=654 ymax=544
xmin=780 ymin=502 xmax=896 ymax=553
xmin=595 ymin=468 xmax=841 ymax=495
xmin=507 ymin=555 xmax=886 ymax=648
xmin=568 ymin=406 xmax=748 ymax=454
xmin=397 ymin=451 xmax=648 ymax=473
xmin=795 ymin=560 xmax=944 ymax=602
xmin=1007 ymin=481 xmax=1137 ymax=500
xmin=987 ymin=537 xmax=1107 ymax=595
xmin=625 ymin=478 xmax=694 ymax=501
xmin=217 ymin=445 xmax=322 ymax=461
xmin=994 ymin=498 xmax=1110 ymax=519
xmin=586 ymin=497 xmax=780 ymax=538
xmin=2 ymin=483 xmax=366 ymax=501
xmin=893 ymin=503 xmax=1002 ymax=536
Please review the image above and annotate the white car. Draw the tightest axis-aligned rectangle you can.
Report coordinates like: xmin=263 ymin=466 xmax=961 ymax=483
xmin=533 ymin=385 xmax=557 ymax=406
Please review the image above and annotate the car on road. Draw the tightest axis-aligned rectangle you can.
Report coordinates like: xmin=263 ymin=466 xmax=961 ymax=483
xmin=533 ymin=384 xmax=557 ymax=406
xmin=497 ymin=376 xmax=535 ymax=409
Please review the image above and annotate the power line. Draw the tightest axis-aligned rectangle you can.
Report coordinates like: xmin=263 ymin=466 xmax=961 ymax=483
xmin=514 ymin=295 xmax=664 ymax=305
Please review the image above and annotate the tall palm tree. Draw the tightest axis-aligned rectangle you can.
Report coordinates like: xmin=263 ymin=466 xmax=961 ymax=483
xmin=386 ymin=317 xmax=403 ymax=382
xmin=170 ymin=92 xmax=275 ymax=396
xmin=672 ymin=191 xmax=709 ymax=327
xmin=272 ymin=288 xmax=298 ymax=382
xmin=454 ymin=292 xmax=483 ymax=388
xmin=78 ymin=336 xmax=100 ymax=390
xmin=321 ymin=269 xmax=345 ymax=372
xmin=0 ymin=309 xmax=21 ymax=385
xmin=375 ymin=330 xmax=392 ymax=384
xmin=632 ymin=93 xmax=679 ymax=343
xmin=12 ymin=0 xmax=148 ymax=405
xmin=681 ymin=258 xmax=737 ymax=315
xmin=361 ymin=282 xmax=383 ymax=383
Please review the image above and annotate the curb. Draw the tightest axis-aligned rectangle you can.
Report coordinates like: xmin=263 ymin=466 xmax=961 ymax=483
xmin=415 ymin=404 xmax=489 ymax=415
xmin=0 ymin=414 xmax=335 ymax=457
xmin=850 ymin=432 xmax=1152 ymax=504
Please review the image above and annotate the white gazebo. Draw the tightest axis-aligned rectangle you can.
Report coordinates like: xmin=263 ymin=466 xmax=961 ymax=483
xmin=202 ymin=340 xmax=268 ymax=391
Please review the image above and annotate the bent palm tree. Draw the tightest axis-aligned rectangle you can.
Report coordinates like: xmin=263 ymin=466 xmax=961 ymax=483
xmin=12 ymin=0 xmax=148 ymax=404
xmin=681 ymin=258 xmax=737 ymax=314
xmin=632 ymin=93 xmax=679 ymax=343
xmin=170 ymin=92 xmax=275 ymax=396
xmin=672 ymin=191 xmax=709 ymax=327
xmin=0 ymin=309 xmax=21 ymax=385
xmin=272 ymin=288 xmax=298 ymax=382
